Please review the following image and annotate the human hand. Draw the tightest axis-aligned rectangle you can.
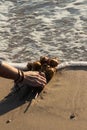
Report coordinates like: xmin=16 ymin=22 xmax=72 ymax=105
xmin=22 ymin=71 xmax=47 ymax=88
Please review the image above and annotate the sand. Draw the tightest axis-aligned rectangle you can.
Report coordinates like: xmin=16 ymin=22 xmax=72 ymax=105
xmin=0 ymin=66 xmax=87 ymax=130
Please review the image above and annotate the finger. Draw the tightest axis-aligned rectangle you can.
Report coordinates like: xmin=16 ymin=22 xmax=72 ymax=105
xmin=34 ymin=76 xmax=47 ymax=84
xmin=34 ymin=80 xmax=46 ymax=88
xmin=38 ymin=76 xmax=46 ymax=84
xmin=39 ymin=72 xmax=45 ymax=77
xmin=39 ymin=76 xmax=47 ymax=84
xmin=29 ymin=74 xmax=46 ymax=84
xmin=38 ymin=73 xmax=46 ymax=81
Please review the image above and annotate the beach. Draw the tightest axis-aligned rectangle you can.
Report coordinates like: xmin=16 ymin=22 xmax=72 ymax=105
xmin=0 ymin=67 xmax=87 ymax=130
xmin=0 ymin=0 xmax=87 ymax=129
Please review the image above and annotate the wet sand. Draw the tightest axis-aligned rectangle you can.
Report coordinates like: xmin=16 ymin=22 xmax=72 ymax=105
xmin=0 ymin=67 xmax=87 ymax=130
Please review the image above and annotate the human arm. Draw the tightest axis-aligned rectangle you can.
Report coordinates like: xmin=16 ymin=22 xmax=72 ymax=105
xmin=0 ymin=61 xmax=46 ymax=88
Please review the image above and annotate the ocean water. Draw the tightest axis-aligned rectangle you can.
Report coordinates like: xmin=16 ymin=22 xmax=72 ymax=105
xmin=0 ymin=0 xmax=87 ymax=63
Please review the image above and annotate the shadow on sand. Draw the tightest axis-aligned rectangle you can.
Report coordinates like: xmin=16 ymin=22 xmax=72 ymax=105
xmin=0 ymin=85 xmax=42 ymax=116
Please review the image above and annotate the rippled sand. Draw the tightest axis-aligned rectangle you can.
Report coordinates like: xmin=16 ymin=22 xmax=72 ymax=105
xmin=0 ymin=0 xmax=87 ymax=62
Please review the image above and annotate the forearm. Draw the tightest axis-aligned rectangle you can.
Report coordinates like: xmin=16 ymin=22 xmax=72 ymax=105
xmin=0 ymin=61 xmax=46 ymax=88
xmin=0 ymin=61 xmax=19 ymax=80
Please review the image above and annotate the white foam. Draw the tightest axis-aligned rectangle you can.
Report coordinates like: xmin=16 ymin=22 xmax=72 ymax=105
xmin=57 ymin=61 xmax=87 ymax=70
xmin=0 ymin=0 xmax=87 ymax=62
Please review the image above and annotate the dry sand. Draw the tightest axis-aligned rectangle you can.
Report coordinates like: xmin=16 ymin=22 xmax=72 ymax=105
xmin=0 ymin=66 xmax=87 ymax=130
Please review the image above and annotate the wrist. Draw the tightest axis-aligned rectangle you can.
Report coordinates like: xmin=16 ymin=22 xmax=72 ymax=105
xmin=15 ymin=69 xmax=24 ymax=84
